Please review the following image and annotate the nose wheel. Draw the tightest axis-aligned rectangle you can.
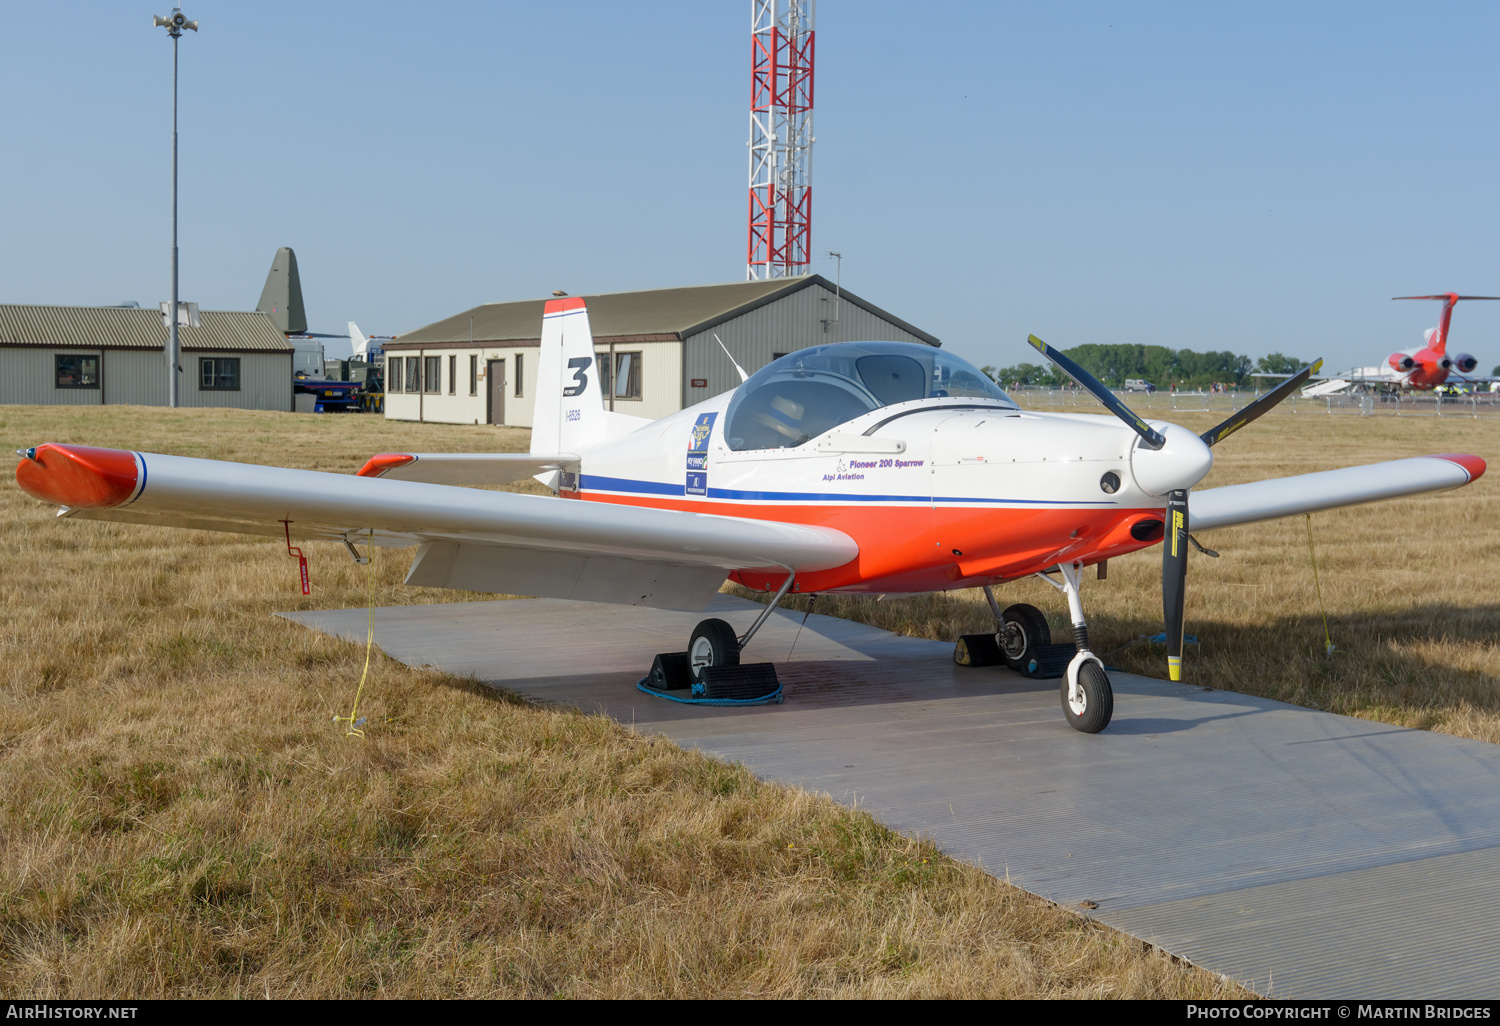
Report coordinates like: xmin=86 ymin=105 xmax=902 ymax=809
xmin=1034 ymin=562 xmax=1115 ymax=734
xmin=1061 ymin=660 xmax=1113 ymax=733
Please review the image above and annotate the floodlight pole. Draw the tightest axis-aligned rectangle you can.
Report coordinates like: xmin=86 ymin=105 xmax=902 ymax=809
xmin=155 ymin=9 xmax=196 ymax=407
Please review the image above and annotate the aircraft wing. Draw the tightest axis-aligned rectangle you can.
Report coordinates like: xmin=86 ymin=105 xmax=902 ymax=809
xmin=15 ymin=444 xmax=858 ymax=611
xmin=1190 ymin=454 xmax=1483 ymax=532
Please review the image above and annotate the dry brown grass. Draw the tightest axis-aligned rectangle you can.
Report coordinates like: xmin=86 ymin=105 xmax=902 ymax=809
xmin=0 ymin=405 xmax=1245 ymax=999
xmin=757 ymin=409 xmax=1500 ymax=742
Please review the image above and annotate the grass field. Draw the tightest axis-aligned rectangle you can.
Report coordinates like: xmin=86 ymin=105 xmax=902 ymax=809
xmin=3 ymin=401 xmax=1492 ymax=998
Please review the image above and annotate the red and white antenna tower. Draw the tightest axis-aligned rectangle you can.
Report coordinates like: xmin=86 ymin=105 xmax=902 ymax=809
xmin=746 ymin=0 xmax=815 ymax=280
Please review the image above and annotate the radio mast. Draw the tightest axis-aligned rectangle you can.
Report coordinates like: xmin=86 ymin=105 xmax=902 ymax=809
xmin=746 ymin=0 xmax=815 ymax=280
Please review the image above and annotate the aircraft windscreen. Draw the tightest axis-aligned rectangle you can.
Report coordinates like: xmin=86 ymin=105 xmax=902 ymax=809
xmin=723 ymin=342 xmax=1014 ymax=451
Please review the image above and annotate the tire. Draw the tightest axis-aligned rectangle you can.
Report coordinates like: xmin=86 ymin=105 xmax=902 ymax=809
xmin=997 ymin=603 xmax=1051 ymax=670
xmin=688 ymin=618 xmax=741 ymax=682
xmin=1061 ymin=661 xmax=1114 ymax=734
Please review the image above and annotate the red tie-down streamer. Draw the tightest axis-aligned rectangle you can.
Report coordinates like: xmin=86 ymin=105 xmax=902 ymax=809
xmin=282 ymin=520 xmax=310 ymax=595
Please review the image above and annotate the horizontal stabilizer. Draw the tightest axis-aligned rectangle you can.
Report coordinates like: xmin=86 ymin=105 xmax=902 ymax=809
xmin=356 ymin=452 xmax=578 ymax=486
xmin=1191 ymin=454 xmax=1484 ymax=532
xmin=1392 ymin=295 xmax=1500 ymax=302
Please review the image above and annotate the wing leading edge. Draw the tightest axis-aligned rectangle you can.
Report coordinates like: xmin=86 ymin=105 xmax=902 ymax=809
xmin=15 ymin=444 xmax=858 ymax=611
xmin=1189 ymin=454 xmax=1484 ymax=532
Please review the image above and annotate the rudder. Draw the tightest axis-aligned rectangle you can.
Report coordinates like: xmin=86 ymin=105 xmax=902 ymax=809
xmin=531 ymin=298 xmax=609 ymax=458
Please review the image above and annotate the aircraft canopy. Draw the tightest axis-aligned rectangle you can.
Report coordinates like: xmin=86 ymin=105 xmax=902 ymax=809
xmin=723 ymin=341 xmax=1014 ymax=451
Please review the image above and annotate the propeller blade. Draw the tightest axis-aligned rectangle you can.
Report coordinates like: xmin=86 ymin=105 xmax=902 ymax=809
xmin=1026 ymin=335 xmax=1165 ymax=450
xmin=1199 ymin=359 xmax=1323 ymax=448
xmin=1163 ymin=489 xmax=1189 ymax=682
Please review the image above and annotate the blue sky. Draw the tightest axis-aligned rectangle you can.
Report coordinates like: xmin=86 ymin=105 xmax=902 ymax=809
xmin=3 ymin=1 xmax=1497 ymax=369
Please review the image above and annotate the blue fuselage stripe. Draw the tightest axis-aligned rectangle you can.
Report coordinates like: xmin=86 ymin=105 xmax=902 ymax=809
xmin=578 ymin=474 xmax=1111 ymax=506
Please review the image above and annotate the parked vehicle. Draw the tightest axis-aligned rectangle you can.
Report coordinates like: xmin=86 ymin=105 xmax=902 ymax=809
xmin=293 ymin=371 xmax=361 ymax=412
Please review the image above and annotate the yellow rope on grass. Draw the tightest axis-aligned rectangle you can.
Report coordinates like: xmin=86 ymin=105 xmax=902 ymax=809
xmin=333 ymin=529 xmax=377 ymax=738
xmin=1305 ymin=514 xmax=1336 ymax=656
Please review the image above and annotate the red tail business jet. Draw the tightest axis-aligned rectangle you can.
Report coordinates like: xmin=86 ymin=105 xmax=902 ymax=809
xmin=1384 ymin=293 xmax=1498 ymax=389
xmin=14 ymin=299 xmax=1485 ymax=732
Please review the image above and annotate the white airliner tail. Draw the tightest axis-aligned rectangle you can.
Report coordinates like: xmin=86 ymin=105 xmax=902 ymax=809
xmin=348 ymin=321 xmax=369 ymax=359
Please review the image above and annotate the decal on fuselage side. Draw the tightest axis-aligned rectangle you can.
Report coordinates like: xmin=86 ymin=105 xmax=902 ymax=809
xmin=687 ymin=413 xmax=717 ymax=496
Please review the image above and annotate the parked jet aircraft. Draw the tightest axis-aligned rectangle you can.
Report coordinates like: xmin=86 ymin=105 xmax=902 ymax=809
xmin=14 ymin=299 xmax=1485 ymax=733
xmin=1378 ymin=293 xmax=1497 ymax=389
xmin=1268 ymin=293 xmax=1500 ymax=393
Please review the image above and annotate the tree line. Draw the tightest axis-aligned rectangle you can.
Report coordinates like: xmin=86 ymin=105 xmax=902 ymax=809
xmin=982 ymin=345 xmax=1308 ymax=389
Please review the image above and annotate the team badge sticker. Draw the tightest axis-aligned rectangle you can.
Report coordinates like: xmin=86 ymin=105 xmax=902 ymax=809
xmin=686 ymin=413 xmax=716 ymax=495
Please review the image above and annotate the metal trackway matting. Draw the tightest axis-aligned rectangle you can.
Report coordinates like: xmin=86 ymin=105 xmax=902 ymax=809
xmin=281 ymin=595 xmax=1500 ymax=999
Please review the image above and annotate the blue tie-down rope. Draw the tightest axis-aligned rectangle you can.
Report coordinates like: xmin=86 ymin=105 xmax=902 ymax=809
xmin=635 ymin=677 xmax=784 ymax=706
xmin=1103 ymin=633 xmax=1199 ymax=660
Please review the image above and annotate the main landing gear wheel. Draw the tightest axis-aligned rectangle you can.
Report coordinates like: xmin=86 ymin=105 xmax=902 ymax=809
xmin=688 ymin=618 xmax=741 ymax=682
xmin=1062 ymin=661 xmax=1114 ymax=734
xmin=997 ymin=603 xmax=1050 ymax=670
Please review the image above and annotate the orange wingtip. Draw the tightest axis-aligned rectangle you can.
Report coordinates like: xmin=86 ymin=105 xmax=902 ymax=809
xmin=1430 ymin=453 xmax=1486 ymax=482
xmin=15 ymin=444 xmax=140 ymax=509
xmin=356 ymin=453 xmax=417 ymax=478
xmin=543 ymin=297 xmax=586 ymax=314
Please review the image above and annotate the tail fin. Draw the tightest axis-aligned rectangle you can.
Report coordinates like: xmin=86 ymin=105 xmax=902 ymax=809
xmin=1393 ymin=293 xmax=1500 ymax=354
xmin=531 ymin=298 xmax=610 ymax=457
xmin=348 ymin=321 xmax=368 ymax=359
xmin=256 ymin=247 xmax=306 ymax=334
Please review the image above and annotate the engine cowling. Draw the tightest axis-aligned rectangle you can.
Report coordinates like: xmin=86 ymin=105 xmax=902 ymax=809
xmin=1389 ymin=352 xmax=1416 ymax=372
xmin=1452 ymin=352 xmax=1478 ymax=373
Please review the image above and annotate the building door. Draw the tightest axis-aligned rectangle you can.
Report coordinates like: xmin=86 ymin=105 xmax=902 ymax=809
xmin=487 ymin=360 xmax=506 ymax=424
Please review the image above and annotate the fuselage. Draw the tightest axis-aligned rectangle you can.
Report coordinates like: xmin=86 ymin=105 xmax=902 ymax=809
xmin=563 ymin=391 xmax=1178 ymax=595
xmin=1387 ymin=343 xmax=1454 ymax=389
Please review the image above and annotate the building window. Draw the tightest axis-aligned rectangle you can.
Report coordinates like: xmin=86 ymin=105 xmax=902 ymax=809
xmin=55 ymin=354 xmax=100 ymax=389
xmin=469 ymin=355 xmax=478 ymax=395
xmin=772 ymin=352 xmax=788 ymax=361
xmin=424 ymin=356 xmax=441 ymax=394
xmin=597 ymin=351 xmax=643 ymax=400
xmin=199 ymin=357 xmax=240 ymax=390
xmin=515 ymin=353 xmax=524 ymax=397
xmin=388 ymin=357 xmax=403 ymax=393
xmin=448 ymin=355 xmax=456 ymax=395
xmin=405 ymin=356 xmax=420 ymax=393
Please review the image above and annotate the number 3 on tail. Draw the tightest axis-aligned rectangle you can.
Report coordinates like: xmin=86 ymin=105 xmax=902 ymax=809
xmin=564 ymin=356 xmax=592 ymax=397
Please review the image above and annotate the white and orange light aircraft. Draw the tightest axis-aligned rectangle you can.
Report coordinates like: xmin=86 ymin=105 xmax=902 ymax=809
xmin=14 ymin=298 xmax=1486 ymax=733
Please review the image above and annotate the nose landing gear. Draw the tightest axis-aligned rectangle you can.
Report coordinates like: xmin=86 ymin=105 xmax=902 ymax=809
xmin=1035 ymin=561 xmax=1114 ymax=733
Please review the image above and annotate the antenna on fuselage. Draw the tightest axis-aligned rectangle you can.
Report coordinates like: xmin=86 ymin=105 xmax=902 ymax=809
xmin=714 ymin=333 xmax=749 ymax=383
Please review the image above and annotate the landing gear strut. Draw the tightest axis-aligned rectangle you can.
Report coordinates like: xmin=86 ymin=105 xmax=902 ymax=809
xmin=1035 ymin=562 xmax=1114 ymax=733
